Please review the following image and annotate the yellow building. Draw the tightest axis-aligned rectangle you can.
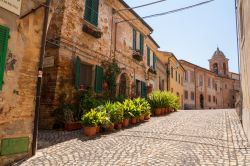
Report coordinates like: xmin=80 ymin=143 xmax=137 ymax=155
xmin=157 ymin=51 xmax=185 ymax=109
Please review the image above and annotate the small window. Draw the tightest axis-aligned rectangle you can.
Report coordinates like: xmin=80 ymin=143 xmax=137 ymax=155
xmin=176 ymin=71 xmax=178 ymax=82
xmin=185 ymin=91 xmax=188 ymax=100
xmin=191 ymin=92 xmax=195 ymax=100
xmin=185 ymin=71 xmax=189 ymax=82
xmin=213 ymin=96 xmax=216 ymax=103
xmin=171 ymin=67 xmax=174 ymax=78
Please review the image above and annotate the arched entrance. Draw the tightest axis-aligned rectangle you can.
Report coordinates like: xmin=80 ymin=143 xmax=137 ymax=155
xmin=118 ymin=73 xmax=130 ymax=97
xmin=200 ymin=94 xmax=204 ymax=109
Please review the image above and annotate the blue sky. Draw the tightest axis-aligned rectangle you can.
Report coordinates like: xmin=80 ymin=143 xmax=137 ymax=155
xmin=124 ymin=0 xmax=239 ymax=73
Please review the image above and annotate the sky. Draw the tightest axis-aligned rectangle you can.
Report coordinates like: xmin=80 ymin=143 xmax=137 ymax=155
xmin=124 ymin=0 xmax=239 ymax=73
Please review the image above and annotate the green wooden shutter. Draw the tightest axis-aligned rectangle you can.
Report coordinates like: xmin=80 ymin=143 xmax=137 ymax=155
xmin=84 ymin=0 xmax=99 ymax=26
xmin=0 ymin=25 xmax=9 ymax=90
xmin=153 ymin=53 xmax=156 ymax=70
xmin=140 ymin=33 xmax=144 ymax=54
xmin=75 ymin=56 xmax=81 ymax=90
xmin=133 ymin=29 xmax=136 ymax=50
xmin=147 ymin=47 xmax=150 ymax=66
xmin=141 ymin=81 xmax=147 ymax=98
xmin=95 ymin=65 xmax=103 ymax=93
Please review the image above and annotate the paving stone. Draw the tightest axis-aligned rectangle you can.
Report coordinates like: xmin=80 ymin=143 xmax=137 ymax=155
xmin=15 ymin=109 xmax=250 ymax=166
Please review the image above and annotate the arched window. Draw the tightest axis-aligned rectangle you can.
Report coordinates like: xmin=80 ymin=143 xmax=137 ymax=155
xmin=119 ymin=73 xmax=129 ymax=97
xmin=213 ymin=63 xmax=218 ymax=74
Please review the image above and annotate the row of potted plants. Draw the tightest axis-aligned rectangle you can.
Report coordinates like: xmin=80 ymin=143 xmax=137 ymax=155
xmin=81 ymin=98 xmax=151 ymax=136
xmin=148 ymin=91 xmax=180 ymax=116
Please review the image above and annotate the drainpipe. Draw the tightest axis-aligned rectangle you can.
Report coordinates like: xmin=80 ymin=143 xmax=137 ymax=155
xmin=32 ymin=0 xmax=51 ymax=156
xmin=194 ymin=67 xmax=197 ymax=109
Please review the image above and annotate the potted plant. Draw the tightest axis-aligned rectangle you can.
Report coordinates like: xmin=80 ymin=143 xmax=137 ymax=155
xmin=81 ymin=109 xmax=99 ymax=136
xmin=106 ymin=102 xmax=124 ymax=130
xmin=123 ymin=99 xmax=136 ymax=124
xmin=148 ymin=91 xmax=162 ymax=116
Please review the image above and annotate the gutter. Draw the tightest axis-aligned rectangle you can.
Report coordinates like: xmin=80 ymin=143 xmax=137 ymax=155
xmin=32 ymin=0 xmax=51 ymax=155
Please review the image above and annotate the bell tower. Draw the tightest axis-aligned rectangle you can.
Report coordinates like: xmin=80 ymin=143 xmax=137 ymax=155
xmin=209 ymin=47 xmax=229 ymax=77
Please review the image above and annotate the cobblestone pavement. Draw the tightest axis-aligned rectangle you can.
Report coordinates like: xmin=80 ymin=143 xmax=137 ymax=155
xmin=17 ymin=109 xmax=250 ymax=166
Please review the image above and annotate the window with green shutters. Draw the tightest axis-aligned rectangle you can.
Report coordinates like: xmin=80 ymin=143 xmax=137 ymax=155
xmin=0 ymin=25 xmax=9 ymax=90
xmin=95 ymin=65 xmax=103 ymax=93
xmin=147 ymin=47 xmax=150 ymax=66
xmin=141 ymin=81 xmax=147 ymax=98
xmin=153 ymin=53 xmax=156 ymax=70
xmin=140 ymin=33 xmax=144 ymax=54
xmin=84 ymin=0 xmax=99 ymax=26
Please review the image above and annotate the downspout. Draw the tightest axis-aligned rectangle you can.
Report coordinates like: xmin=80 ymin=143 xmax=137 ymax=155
xmin=32 ymin=0 xmax=51 ymax=155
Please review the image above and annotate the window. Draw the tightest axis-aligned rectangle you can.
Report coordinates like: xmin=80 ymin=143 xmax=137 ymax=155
xmin=147 ymin=47 xmax=156 ymax=69
xmin=171 ymin=67 xmax=174 ymax=78
xmin=213 ymin=96 xmax=216 ymax=103
xmin=208 ymin=78 xmax=211 ymax=88
xmin=136 ymin=80 xmax=141 ymax=97
xmin=176 ymin=71 xmax=178 ymax=82
xmin=191 ymin=92 xmax=195 ymax=100
xmin=185 ymin=71 xmax=189 ymax=82
xmin=0 ymin=25 xmax=9 ymax=90
xmin=84 ymin=0 xmax=100 ymax=26
xmin=75 ymin=57 xmax=102 ymax=93
xmin=178 ymin=74 xmax=180 ymax=84
xmin=133 ymin=29 xmax=144 ymax=53
xmin=199 ymin=75 xmax=203 ymax=86
xmin=185 ymin=91 xmax=188 ymax=100
xmin=208 ymin=95 xmax=211 ymax=102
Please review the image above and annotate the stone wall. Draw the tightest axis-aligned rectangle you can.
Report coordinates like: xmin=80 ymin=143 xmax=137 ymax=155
xmin=180 ymin=60 xmax=240 ymax=110
xmin=40 ymin=0 xmax=157 ymax=129
xmin=0 ymin=3 xmax=45 ymax=165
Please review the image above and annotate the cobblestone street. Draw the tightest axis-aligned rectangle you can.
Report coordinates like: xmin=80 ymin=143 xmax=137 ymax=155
xmin=17 ymin=109 xmax=250 ymax=166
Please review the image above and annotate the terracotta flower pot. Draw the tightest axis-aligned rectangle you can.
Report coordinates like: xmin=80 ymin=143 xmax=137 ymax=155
xmin=96 ymin=126 xmax=101 ymax=133
xmin=139 ymin=114 xmax=145 ymax=122
xmin=131 ymin=117 xmax=137 ymax=124
xmin=144 ymin=114 xmax=151 ymax=120
xmin=65 ymin=122 xmax=82 ymax=131
xmin=154 ymin=108 xmax=162 ymax=116
xmin=115 ymin=123 xmax=122 ymax=130
xmin=108 ymin=124 xmax=114 ymax=132
xmin=122 ymin=119 xmax=129 ymax=128
xmin=136 ymin=117 xmax=140 ymax=123
xmin=84 ymin=126 xmax=97 ymax=136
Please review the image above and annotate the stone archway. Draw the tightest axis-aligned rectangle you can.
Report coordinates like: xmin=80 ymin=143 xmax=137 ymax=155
xmin=117 ymin=73 xmax=130 ymax=97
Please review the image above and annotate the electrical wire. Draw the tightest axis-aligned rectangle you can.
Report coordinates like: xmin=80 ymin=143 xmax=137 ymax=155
xmin=117 ymin=0 xmax=215 ymax=23
xmin=116 ymin=0 xmax=168 ymax=13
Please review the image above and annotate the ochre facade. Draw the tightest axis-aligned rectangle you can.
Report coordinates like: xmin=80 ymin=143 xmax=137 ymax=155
xmin=0 ymin=1 xmax=46 ymax=165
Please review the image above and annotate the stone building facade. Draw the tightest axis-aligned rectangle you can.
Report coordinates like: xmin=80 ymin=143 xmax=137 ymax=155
xmin=0 ymin=1 xmax=47 ymax=165
xmin=180 ymin=48 xmax=240 ymax=110
xmin=40 ymin=0 xmax=160 ymax=129
xmin=237 ymin=0 xmax=250 ymax=141
xmin=157 ymin=51 xmax=185 ymax=109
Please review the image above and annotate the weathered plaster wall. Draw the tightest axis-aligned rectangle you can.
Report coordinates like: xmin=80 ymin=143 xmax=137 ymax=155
xmin=0 ymin=4 xmax=45 ymax=165
xmin=238 ymin=0 xmax=250 ymax=142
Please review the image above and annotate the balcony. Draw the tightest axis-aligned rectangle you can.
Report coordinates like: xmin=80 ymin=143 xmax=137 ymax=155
xmin=148 ymin=66 xmax=157 ymax=74
xmin=82 ymin=20 xmax=103 ymax=38
xmin=132 ymin=49 xmax=143 ymax=61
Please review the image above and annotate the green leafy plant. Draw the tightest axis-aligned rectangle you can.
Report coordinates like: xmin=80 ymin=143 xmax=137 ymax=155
xmin=147 ymin=91 xmax=180 ymax=111
xmin=81 ymin=109 xmax=99 ymax=127
xmin=122 ymin=99 xmax=136 ymax=118
xmin=105 ymin=101 xmax=124 ymax=124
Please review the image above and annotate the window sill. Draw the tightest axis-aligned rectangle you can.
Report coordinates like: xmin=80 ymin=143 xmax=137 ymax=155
xmin=148 ymin=66 xmax=157 ymax=75
xmin=82 ymin=20 xmax=103 ymax=38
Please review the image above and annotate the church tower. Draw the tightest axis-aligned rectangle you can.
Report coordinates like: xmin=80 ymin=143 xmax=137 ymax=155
xmin=209 ymin=47 xmax=229 ymax=77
